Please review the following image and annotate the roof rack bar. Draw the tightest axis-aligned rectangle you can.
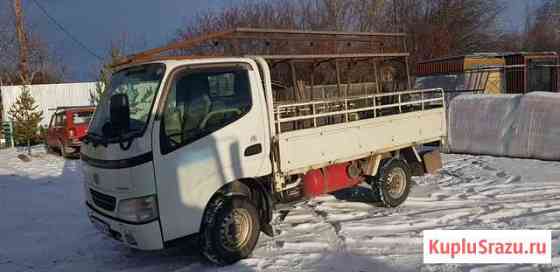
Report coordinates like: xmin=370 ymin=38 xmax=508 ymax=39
xmin=116 ymin=28 xmax=408 ymax=67
xmin=252 ymin=53 xmax=410 ymax=60
xmin=117 ymin=30 xmax=236 ymax=67
xmin=233 ymin=28 xmax=407 ymax=37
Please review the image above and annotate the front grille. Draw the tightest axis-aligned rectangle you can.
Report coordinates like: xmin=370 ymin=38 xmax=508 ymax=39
xmin=90 ymin=189 xmax=116 ymax=212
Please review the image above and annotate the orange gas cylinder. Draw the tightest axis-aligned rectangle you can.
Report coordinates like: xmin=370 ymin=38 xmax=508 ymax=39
xmin=303 ymin=163 xmax=362 ymax=198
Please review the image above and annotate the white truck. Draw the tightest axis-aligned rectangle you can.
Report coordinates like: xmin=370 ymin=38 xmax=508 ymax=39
xmin=81 ymin=28 xmax=446 ymax=265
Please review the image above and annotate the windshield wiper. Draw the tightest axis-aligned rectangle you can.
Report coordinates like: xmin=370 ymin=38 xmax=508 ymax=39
xmin=122 ymin=129 xmax=143 ymax=139
xmin=82 ymin=131 xmax=109 ymax=148
xmin=83 ymin=124 xmax=144 ymax=150
xmin=116 ymin=129 xmax=144 ymax=151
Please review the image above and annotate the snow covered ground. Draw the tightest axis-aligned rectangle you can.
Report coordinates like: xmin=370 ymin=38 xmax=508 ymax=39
xmin=1 ymin=147 xmax=559 ymax=272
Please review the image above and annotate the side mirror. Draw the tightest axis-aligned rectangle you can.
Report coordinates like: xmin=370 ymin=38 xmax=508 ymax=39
xmin=110 ymin=94 xmax=130 ymax=133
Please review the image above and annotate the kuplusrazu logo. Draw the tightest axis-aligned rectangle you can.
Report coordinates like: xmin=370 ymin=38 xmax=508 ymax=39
xmin=423 ymin=230 xmax=552 ymax=264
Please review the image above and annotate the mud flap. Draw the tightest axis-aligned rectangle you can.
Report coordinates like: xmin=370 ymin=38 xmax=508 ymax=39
xmin=422 ymin=149 xmax=442 ymax=174
xmin=261 ymin=223 xmax=275 ymax=237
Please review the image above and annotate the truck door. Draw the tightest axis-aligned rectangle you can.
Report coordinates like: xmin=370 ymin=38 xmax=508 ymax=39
xmin=151 ymin=62 xmax=271 ymax=241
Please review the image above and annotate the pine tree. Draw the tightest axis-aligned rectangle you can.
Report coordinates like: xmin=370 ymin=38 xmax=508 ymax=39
xmin=91 ymin=46 xmax=123 ymax=105
xmin=8 ymin=85 xmax=43 ymax=155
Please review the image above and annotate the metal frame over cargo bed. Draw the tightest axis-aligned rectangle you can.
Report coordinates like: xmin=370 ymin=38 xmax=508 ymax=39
xmin=116 ymin=28 xmax=413 ymax=96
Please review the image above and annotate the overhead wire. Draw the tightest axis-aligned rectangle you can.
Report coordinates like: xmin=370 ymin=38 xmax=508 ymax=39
xmin=30 ymin=0 xmax=103 ymax=60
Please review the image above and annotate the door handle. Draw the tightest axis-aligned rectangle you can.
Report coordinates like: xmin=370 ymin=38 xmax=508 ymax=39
xmin=244 ymin=144 xmax=262 ymax=157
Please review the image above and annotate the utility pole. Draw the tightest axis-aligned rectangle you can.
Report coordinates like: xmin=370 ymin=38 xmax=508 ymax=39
xmin=13 ymin=0 xmax=30 ymax=84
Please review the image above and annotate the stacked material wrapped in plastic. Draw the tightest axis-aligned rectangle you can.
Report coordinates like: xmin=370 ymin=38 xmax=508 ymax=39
xmin=448 ymin=92 xmax=560 ymax=161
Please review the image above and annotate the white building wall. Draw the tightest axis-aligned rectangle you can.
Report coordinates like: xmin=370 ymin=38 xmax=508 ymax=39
xmin=1 ymin=82 xmax=98 ymax=127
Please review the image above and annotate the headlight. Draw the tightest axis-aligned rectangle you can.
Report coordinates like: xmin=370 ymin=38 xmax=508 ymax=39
xmin=117 ymin=195 xmax=158 ymax=223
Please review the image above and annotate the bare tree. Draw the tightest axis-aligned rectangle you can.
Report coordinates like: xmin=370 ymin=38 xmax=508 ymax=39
xmin=177 ymin=0 xmax=301 ymax=40
xmin=176 ymin=0 xmax=502 ymax=60
xmin=349 ymin=0 xmax=386 ymax=32
xmin=388 ymin=0 xmax=503 ymax=64
xmin=525 ymin=0 xmax=560 ymax=51
xmin=0 ymin=0 xmax=65 ymax=86
xmin=177 ymin=0 xmax=390 ymax=37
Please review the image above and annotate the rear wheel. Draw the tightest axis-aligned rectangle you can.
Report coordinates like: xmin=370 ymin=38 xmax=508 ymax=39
xmin=200 ymin=196 xmax=261 ymax=265
xmin=375 ymin=159 xmax=412 ymax=207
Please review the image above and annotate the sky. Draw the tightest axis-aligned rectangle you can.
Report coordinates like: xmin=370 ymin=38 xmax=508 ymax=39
xmin=22 ymin=0 xmax=231 ymax=81
xmin=18 ymin=0 xmax=544 ymax=82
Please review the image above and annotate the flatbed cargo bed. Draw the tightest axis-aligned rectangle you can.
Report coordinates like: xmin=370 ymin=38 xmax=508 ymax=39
xmin=273 ymin=88 xmax=446 ymax=174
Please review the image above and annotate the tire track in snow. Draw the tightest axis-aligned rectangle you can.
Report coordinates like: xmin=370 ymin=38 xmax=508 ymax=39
xmin=303 ymin=201 xmax=347 ymax=252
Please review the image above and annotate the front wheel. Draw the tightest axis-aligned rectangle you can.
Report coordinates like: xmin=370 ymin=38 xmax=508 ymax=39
xmin=200 ymin=196 xmax=261 ymax=265
xmin=375 ymin=159 xmax=412 ymax=208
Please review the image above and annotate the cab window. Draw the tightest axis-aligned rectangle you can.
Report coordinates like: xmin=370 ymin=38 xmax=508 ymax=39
xmin=55 ymin=113 xmax=65 ymax=127
xmin=160 ymin=67 xmax=252 ymax=154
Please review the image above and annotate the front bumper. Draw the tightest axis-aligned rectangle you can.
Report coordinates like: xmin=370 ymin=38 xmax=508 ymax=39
xmin=86 ymin=202 xmax=164 ymax=250
xmin=64 ymin=141 xmax=82 ymax=154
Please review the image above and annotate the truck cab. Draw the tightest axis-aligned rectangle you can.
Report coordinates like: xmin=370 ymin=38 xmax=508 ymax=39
xmin=82 ymin=58 xmax=272 ymax=257
xmin=81 ymin=29 xmax=446 ymax=265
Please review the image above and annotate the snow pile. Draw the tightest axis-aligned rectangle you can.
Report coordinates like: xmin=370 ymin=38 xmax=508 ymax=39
xmin=0 ymin=148 xmax=559 ymax=271
xmin=448 ymin=92 xmax=560 ymax=160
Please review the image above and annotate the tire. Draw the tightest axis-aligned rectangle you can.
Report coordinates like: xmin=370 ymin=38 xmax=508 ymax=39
xmin=200 ymin=196 xmax=261 ymax=265
xmin=375 ymin=159 xmax=412 ymax=208
xmin=46 ymin=144 xmax=55 ymax=154
xmin=59 ymin=142 xmax=68 ymax=158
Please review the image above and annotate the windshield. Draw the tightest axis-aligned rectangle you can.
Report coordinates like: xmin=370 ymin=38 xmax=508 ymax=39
xmin=89 ymin=63 xmax=165 ymax=140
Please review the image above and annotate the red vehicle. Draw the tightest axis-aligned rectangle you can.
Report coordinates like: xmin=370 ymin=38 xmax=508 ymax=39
xmin=46 ymin=106 xmax=95 ymax=157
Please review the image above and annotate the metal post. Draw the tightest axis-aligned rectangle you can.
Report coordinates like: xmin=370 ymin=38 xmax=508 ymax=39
xmin=312 ymin=103 xmax=317 ymax=128
xmin=373 ymin=60 xmax=380 ymax=93
xmin=310 ymin=63 xmax=315 ymax=101
xmin=346 ymin=61 xmax=354 ymax=98
xmin=398 ymin=93 xmax=402 ymax=113
xmin=373 ymin=95 xmax=377 ymax=118
xmin=335 ymin=60 xmax=342 ymax=97
xmin=276 ymin=110 xmax=282 ymax=134
xmin=403 ymin=38 xmax=412 ymax=90
xmin=290 ymin=61 xmax=299 ymax=101
xmin=421 ymin=91 xmax=425 ymax=111
xmin=345 ymin=98 xmax=349 ymax=122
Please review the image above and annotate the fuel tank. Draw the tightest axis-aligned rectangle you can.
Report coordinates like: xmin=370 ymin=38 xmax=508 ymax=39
xmin=303 ymin=162 xmax=362 ymax=198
